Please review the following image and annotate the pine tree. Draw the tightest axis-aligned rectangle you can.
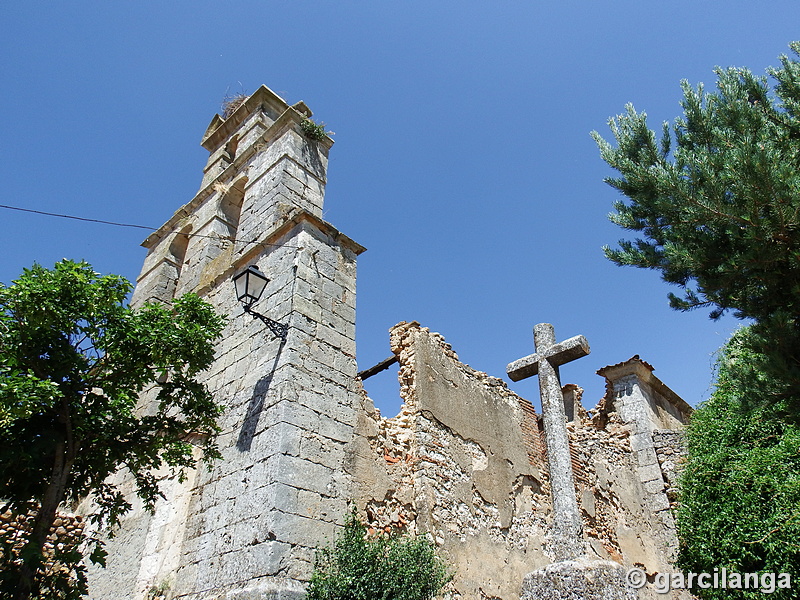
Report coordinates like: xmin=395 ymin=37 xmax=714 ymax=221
xmin=593 ymin=42 xmax=800 ymax=408
xmin=677 ymin=327 xmax=800 ymax=599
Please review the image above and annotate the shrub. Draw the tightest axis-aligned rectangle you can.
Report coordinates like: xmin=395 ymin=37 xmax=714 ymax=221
xmin=299 ymin=118 xmax=329 ymax=141
xmin=306 ymin=512 xmax=451 ymax=600
xmin=677 ymin=327 xmax=800 ymax=599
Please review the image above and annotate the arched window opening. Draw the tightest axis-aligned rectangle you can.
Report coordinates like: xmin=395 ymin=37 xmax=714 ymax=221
xmin=219 ymin=177 xmax=246 ymax=239
xmin=224 ymin=135 xmax=239 ymax=163
xmin=167 ymin=225 xmax=192 ymax=295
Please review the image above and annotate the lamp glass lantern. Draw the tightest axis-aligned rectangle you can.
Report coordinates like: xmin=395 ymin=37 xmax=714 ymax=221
xmin=233 ymin=265 xmax=269 ymax=307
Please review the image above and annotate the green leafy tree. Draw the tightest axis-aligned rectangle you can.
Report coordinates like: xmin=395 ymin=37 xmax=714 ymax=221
xmin=0 ymin=260 xmax=225 ymax=600
xmin=677 ymin=327 xmax=800 ymax=599
xmin=593 ymin=42 xmax=800 ymax=404
xmin=306 ymin=511 xmax=452 ymax=600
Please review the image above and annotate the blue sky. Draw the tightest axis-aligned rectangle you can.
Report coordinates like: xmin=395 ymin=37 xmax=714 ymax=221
xmin=1 ymin=3 xmax=797 ymax=415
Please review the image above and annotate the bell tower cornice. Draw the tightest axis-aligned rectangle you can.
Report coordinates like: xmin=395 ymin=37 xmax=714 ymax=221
xmin=200 ymin=84 xmax=321 ymax=152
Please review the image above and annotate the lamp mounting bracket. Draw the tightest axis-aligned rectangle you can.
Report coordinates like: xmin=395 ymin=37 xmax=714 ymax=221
xmin=243 ymin=305 xmax=289 ymax=340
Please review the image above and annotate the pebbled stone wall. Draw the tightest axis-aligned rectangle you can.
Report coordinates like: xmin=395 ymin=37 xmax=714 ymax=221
xmin=0 ymin=509 xmax=86 ymax=581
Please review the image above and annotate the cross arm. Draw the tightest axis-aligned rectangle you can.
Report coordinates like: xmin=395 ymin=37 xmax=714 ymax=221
xmin=506 ymin=335 xmax=590 ymax=382
xmin=507 ymin=353 xmax=543 ymax=382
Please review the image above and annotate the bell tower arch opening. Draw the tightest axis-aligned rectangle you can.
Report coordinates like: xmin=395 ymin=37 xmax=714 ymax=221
xmin=218 ymin=176 xmax=246 ymax=240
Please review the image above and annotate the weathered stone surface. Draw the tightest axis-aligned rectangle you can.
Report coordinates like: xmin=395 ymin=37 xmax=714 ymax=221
xmin=507 ymin=323 xmax=590 ymax=561
xmin=350 ymin=322 xmax=692 ymax=599
xmin=81 ymin=85 xmax=694 ymax=600
xmin=85 ymin=85 xmax=365 ymax=600
xmin=520 ymin=557 xmax=638 ymax=600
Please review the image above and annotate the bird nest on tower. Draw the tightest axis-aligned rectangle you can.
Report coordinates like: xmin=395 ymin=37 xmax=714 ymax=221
xmin=221 ymin=92 xmax=248 ymax=119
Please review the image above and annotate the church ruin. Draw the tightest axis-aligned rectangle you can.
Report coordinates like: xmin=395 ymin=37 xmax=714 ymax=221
xmin=85 ymin=86 xmax=692 ymax=600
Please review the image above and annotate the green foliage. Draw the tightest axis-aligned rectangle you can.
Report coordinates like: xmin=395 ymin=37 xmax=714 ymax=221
xmin=0 ymin=260 xmax=225 ymax=599
xmin=596 ymin=41 xmax=800 ymax=596
xmin=593 ymin=42 xmax=800 ymax=403
xmin=300 ymin=118 xmax=329 ymax=141
xmin=306 ymin=512 xmax=452 ymax=600
xmin=677 ymin=327 xmax=800 ymax=599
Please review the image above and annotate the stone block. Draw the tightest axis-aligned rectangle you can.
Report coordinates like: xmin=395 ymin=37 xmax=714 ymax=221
xmin=264 ymin=398 xmax=320 ymax=432
xmin=520 ymin=557 xmax=638 ymax=600
xmin=644 ymin=478 xmax=665 ymax=495
xmin=322 ymin=279 xmax=344 ymax=301
xmin=629 ymin=432 xmax=654 ymax=452
xmin=636 ymin=463 xmax=663 ymax=484
xmin=316 ymin=325 xmax=347 ymax=351
xmin=290 ymin=314 xmax=318 ymax=336
xmin=250 ymin=421 xmax=303 ymax=458
xmin=307 ymin=340 xmax=339 ymax=370
xmin=635 ymin=448 xmax=658 ymax=467
xmin=313 ymin=256 xmax=337 ymax=281
xmin=305 ymin=359 xmax=352 ymax=388
xmin=318 ymin=311 xmax=349 ymax=336
xmin=317 ymin=416 xmax=353 ymax=444
xmin=332 ymin=299 xmax=356 ymax=323
xmin=292 ymin=296 xmax=323 ymax=322
xmin=215 ymin=540 xmax=292 ymax=586
xmin=272 ymin=454 xmax=335 ymax=496
xmin=333 ymin=355 xmax=357 ymax=379
xmin=299 ymin=429 xmax=346 ymax=460
xmin=657 ymin=508 xmax=676 ymax=530
xmin=649 ymin=492 xmax=671 ymax=512
xmin=296 ymin=489 xmax=346 ymax=523
xmin=267 ymin=510 xmax=336 ymax=549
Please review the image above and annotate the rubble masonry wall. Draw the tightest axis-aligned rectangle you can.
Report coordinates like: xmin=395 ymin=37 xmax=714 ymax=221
xmin=348 ymin=322 xmax=691 ymax=600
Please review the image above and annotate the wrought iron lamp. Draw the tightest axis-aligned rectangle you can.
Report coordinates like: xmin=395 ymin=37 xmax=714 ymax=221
xmin=233 ymin=265 xmax=288 ymax=340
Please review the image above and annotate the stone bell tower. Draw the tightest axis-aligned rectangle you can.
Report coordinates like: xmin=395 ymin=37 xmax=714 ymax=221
xmin=89 ymin=86 xmax=365 ymax=599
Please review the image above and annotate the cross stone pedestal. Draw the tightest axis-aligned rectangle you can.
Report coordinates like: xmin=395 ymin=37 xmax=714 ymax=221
xmin=520 ymin=557 xmax=638 ymax=600
xmin=508 ymin=324 xmax=639 ymax=600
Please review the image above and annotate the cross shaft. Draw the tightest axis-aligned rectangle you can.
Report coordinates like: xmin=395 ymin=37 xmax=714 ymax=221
xmin=507 ymin=323 xmax=589 ymax=561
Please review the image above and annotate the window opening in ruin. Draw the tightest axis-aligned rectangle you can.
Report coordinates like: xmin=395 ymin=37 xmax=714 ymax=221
xmin=360 ymin=360 xmax=404 ymax=418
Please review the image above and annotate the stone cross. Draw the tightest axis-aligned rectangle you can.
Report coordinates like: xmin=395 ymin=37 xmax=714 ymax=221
xmin=507 ymin=323 xmax=589 ymax=561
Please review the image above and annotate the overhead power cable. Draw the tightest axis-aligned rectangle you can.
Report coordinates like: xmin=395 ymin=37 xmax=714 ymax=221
xmin=0 ymin=203 xmax=299 ymax=248
xmin=0 ymin=203 xmax=156 ymax=231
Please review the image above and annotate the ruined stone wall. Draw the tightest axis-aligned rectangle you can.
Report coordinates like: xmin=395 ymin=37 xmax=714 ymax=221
xmin=349 ymin=322 xmax=692 ymax=600
xmin=652 ymin=429 xmax=687 ymax=508
xmin=349 ymin=322 xmax=550 ymax=600
xmin=81 ymin=84 xmax=694 ymax=600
